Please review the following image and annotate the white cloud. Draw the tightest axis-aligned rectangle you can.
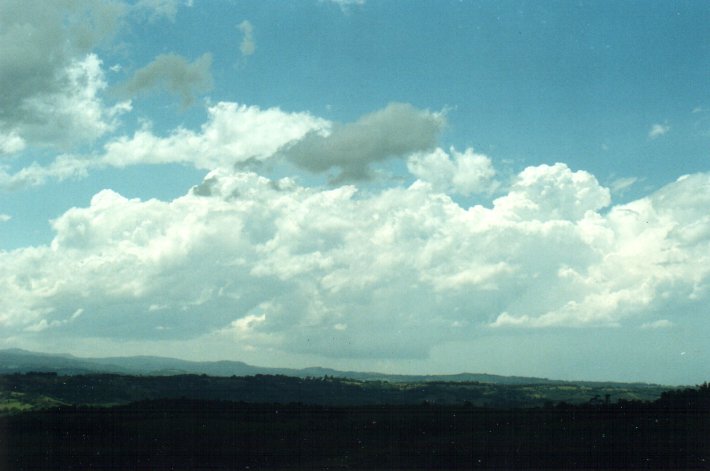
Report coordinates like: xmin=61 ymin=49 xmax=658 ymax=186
xmin=0 ymin=131 xmax=25 ymax=155
xmin=132 ymin=0 xmax=186 ymax=22
xmin=286 ymin=103 xmax=445 ymax=181
xmin=0 ymin=101 xmax=329 ymax=190
xmin=407 ymin=147 xmax=498 ymax=196
xmin=2 ymin=162 xmax=709 ymax=360
xmin=649 ymin=123 xmax=670 ymax=139
xmin=3 ymin=100 xmax=440 ymax=191
xmin=609 ymin=176 xmax=638 ymax=195
xmin=641 ymin=319 xmax=674 ymax=329
xmin=492 ymin=163 xmax=610 ymax=221
xmin=2 ymin=53 xmax=129 ymax=150
xmin=238 ymin=20 xmax=256 ymax=57
xmin=0 ymin=0 xmax=126 ymax=149
xmin=0 ymin=214 xmax=10 ymax=222
xmin=118 ymin=53 xmax=213 ymax=106
xmin=0 ymin=154 xmax=93 ymax=190
xmin=322 ymin=0 xmax=366 ymax=9
xmin=102 ymin=102 xmax=329 ymax=170
xmin=20 ymin=54 xmax=131 ymax=147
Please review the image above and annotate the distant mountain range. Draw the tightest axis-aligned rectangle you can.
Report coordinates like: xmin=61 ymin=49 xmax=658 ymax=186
xmin=0 ymin=348 xmax=661 ymax=387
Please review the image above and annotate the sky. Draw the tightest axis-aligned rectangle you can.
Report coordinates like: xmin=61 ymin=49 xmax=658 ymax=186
xmin=1 ymin=0 xmax=709 ymax=385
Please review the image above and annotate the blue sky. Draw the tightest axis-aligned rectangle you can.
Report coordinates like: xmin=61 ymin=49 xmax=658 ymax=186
xmin=1 ymin=0 xmax=709 ymax=385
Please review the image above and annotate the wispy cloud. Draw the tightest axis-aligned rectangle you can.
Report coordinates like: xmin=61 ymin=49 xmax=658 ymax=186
xmin=238 ymin=20 xmax=255 ymax=57
xmin=0 ymin=213 xmax=10 ymax=222
xmin=323 ymin=0 xmax=366 ymax=7
xmin=610 ymin=176 xmax=639 ymax=195
xmin=641 ymin=319 xmax=674 ymax=329
xmin=132 ymin=0 xmax=184 ymax=22
xmin=648 ymin=123 xmax=670 ymax=139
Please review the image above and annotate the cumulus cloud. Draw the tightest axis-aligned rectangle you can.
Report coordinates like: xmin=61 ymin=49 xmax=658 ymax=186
xmin=0 ymin=102 xmax=329 ymax=190
xmin=0 ymin=131 xmax=25 ymax=155
xmin=407 ymin=147 xmax=498 ymax=196
xmin=101 ymin=102 xmax=329 ymax=169
xmin=2 ymin=162 xmax=709 ymax=360
xmin=491 ymin=172 xmax=710 ymax=328
xmin=119 ymin=53 xmax=213 ymax=106
xmin=0 ymin=0 xmax=127 ymax=149
xmin=0 ymin=154 xmax=93 ymax=190
xmin=286 ymin=103 xmax=445 ymax=181
xmin=19 ymin=54 xmax=130 ymax=147
xmin=492 ymin=163 xmax=611 ymax=221
xmin=238 ymin=20 xmax=256 ymax=57
xmin=649 ymin=123 xmax=670 ymax=139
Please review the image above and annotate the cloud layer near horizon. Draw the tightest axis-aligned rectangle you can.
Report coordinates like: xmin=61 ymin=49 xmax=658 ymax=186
xmin=2 ymin=157 xmax=708 ymax=359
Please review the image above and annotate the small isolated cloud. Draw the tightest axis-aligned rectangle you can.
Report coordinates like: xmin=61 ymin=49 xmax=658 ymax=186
xmin=322 ymin=0 xmax=366 ymax=9
xmin=238 ymin=20 xmax=255 ymax=57
xmin=648 ymin=123 xmax=670 ymax=139
xmin=132 ymin=0 xmax=183 ymax=22
xmin=286 ymin=102 xmax=444 ymax=182
xmin=610 ymin=176 xmax=638 ymax=195
xmin=119 ymin=53 xmax=213 ymax=106
xmin=641 ymin=319 xmax=674 ymax=329
xmin=0 ymin=213 xmax=10 ymax=222
xmin=0 ymin=131 xmax=25 ymax=155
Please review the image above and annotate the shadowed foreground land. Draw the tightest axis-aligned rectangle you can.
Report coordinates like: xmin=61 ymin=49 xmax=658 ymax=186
xmin=1 ymin=394 xmax=709 ymax=470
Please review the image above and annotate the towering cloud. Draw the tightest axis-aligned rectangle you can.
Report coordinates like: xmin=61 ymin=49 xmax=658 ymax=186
xmin=2 ymin=163 xmax=708 ymax=361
